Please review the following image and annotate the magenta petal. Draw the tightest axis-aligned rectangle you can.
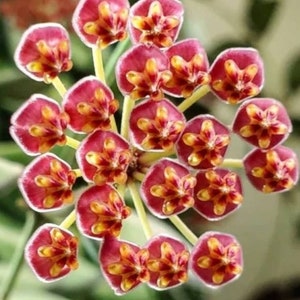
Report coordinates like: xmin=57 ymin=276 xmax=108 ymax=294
xmin=232 ymin=97 xmax=292 ymax=149
xmin=129 ymin=98 xmax=185 ymax=151
xmin=10 ymin=94 xmax=69 ymax=156
xmin=176 ymin=114 xmax=231 ymax=169
xmin=129 ymin=0 xmax=183 ymax=47
xmin=19 ymin=153 xmax=76 ymax=212
xmin=141 ymin=158 xmax=196 ymax=218
xmin=209 ymin=48 xmax=264 ymax=104
xmin=194 ymin=168 xmax=243 ymax=220
xmin=99 ymin=235 xmax=149 ymax=295
xmin=145 ymin=234 xmax=189 ymax=290
xmin=72 ymin=0 xmax=130 ymax=48
xmin=14 ymin=23 xmax=72 ymax=82
xmin=243 ymin=145 xmax=299 ymax=193
xmin=76 ymin=184 xmax=130 ymax=239
xmin=25 ymin=224 xmax=79 ymax=282
xmin=62 ymin=75 xmax=118 ymax=133
xmin=163 ymin=38 xmax=210 ymax=97
xmin=190 ymin=231 xmax=243 ymax=288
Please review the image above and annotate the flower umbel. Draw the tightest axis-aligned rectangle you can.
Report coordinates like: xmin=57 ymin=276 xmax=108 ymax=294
xmin=9 ymin=0 xmax=298 ymax=295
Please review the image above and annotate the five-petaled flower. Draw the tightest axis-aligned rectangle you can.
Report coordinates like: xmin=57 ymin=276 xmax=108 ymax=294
xmin=8 ymin=0 xmax=299 ymax=295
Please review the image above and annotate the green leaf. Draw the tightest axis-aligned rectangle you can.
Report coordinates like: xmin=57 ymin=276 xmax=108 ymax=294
xmin=246 ymin=0 xmax=280 ymax=35
xmin=287 ymin=54 xmax=300 ymax=93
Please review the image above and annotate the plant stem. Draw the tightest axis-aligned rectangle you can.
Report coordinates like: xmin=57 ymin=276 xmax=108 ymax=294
xmin=169 ymin=215 xmax=198 ymax=245
xmin=0 ymin=211 xmax=36 ymax=300
xmin=138 ymin=149 xmax=175 ymax=165
xmin=177 ymin=85 xmax=210 ymax=112
xmin=66 ymin=135 xmax=81 ymax=150
xmin=60 ymin=209 xmax=76 ymax=229
xmin=92 ymin=45 xmax=106 ymax=83
xmin=127 ymin=180 xmax=153 ymax=239
xmin=120 ymin=95 xmax=135 ymax=140
xmin=51 ymin=76 xmax=67 ymax=97
xmin=221 ymin=158 xmax=243 ymax=168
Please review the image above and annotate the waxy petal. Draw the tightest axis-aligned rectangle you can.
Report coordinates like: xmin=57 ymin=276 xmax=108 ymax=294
xmin=145 ymin=235 xmax=189 ymax=290
xmin=14 ymin=23 xmax=72 ymax=82
xmin=62 ymin=76 xmax=118 ymax=133
xmin=209 ymin=48 xmax=264 ymax=104
xmin=163 ymin=38 xmax=210 ymax=97
xmin=176 ymin=115 xmax=230 ymax=169
xmin=141 ymin=158 xmax=196 ymax=218
xmin=10 ymin=94 xmax=69 ymax=155
xmin=76 ymin=184 xmax=131 ymax=239
xmin=19 ymin=153 xmax=76 ymax=212
xmin=129 ymin=0 xmax=184 ymax=47
xmin=243 ymin=145 xmax=299 ymax=193
xmin=116 ymin=44 xmax=171 ymax=101
xmin=76 ymin=130 xmax=132 ymax=185
xmin=129 ymin=98 xmax=185 ymax=151
xmin=25 ymin=224 xmax=79 ymax=282
xmin=72 ymin=0 xmax=130 ymax=48
xmin=99 ymin=235 xmax=150 ymax=295
xmin=232 ymin=98 xmax=292 ymax=149
xmin=190 ymin=231 xmax=243 ymax=287
xmin=194 ymin=168 xmax=243 ymax=220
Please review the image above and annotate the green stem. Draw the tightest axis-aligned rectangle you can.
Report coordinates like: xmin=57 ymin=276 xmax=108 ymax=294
xmin=169 ymin=215 xmax=198 ymax=245
xmin=0 ymin=211 xmax=37 ymax=300
xmin=51 ymin=76 xmax=67 ymax=98
xmin=177 ymin=85 xmax=210 ymax=112
xmin=120 ymin=95 xmax=135 ymax=140
xmin=92 ymin=45 xmax=106 ymax=83
xmin=221 ymin=158 xmax=243 ymax=168
xmin=127 ymin=180 xmax=153 ymax=239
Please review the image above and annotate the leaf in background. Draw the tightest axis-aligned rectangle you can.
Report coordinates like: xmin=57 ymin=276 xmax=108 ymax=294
xmin=246 ymin=0 xmax=280 ymax=36
xmin=287 ymin=54 xmax=300 ymax=93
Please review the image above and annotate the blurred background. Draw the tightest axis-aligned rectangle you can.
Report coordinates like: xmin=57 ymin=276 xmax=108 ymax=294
xmin=0 ymin=0 xmax=300 ymax=299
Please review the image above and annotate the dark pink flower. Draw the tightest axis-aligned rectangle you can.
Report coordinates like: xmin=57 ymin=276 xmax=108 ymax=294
xmin=209 ymin=48 xmax=264 ymax=104
xmin=25 ymin=224 xmax=79 ymax=282
xmin=141 ymin=158 xmax=196 ymax=217
xmin=146 ymin=235 xmax=189 ymax=290
xmin=76 ymin=130 xmax=132 ymax=186
xmin=76 ymin=184 xmax=131 ymax=239
xmin=62 ymin=76 xmax=119 ymax=133
xmin=194 ymin=168 xmax=243 ymax=220
xmin=14 ymin=23 xmax=72 ymax=82
xmin=163 ymin=38 xmax=210 ymax=98
xmin=190 ymin=231 xmax=243 ymax=287
xmin=72 ymin=0 xmax=129 ymax=48
xmin=232 ymin=98 xmax=292 ymax=149
xmin=19 ymin=153 xmax=76 ymax=212
xmin=129 ymin=0 xmax=184 ymax=47
xmin=10 ymin=94 xmax=69 ymax=155
xmin=176 ymin=115 xmax=231 ymax=169
xmin=129 ymin=98 xmax=185 ymax=151
xmin=243 ymin=145 xmax=299 ymax=193
xmin=99 ymin=235 xmax=150 ymax=295
xmin=116 ymin=44 xmax=172 ymax=100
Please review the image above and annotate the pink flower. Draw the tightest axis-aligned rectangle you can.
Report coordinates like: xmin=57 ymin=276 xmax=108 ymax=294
xmin=232 ymin=98 xmax=292 ymax=149
xmin=209 ymin=48 xmax=264 ymax=104
xmin=129 ymin=0 xmax=184 ymax=47
xmin=141 ymin=158 xmax=196 ymax=217
xmin=99 ymin=235 xmax=150 ymax=294
xmin=163 ymin=38 xmax=210 ymax=98
xmin=129 ymin=98 xmax=185 ymax=151
xmin=116 ymin=44 xmax=172 ymax=100
xmin=19 ymin=153 xmax=76 ymax=212
xmin=62 ymin=76 xmax=119 ymax=133
xmin=76 ymin=184 xmax=131 ymax=239
xmin=72 ymin=0 xmax=129 ymax=48
xmin=25 ymin=224 xmax=79 ymax=282
xmin=194 ymin=168 xmax=243 ymax=220
xmin=176 ymin=115 xmax=231 ymax=169
xmin=14 ymin=23 xmax=72 ymax=82
xmin=76 ymin=129 xmax=132 ymax=185
xmin=146 ymin=235 xmax=190 ymax=290
xmin=10 ymin=94 xmax=69 ymax=155
xmin=243 ymin=145 xmax=299 ymax=193
xmin=190 ymin=231 xmax=243 ymax=287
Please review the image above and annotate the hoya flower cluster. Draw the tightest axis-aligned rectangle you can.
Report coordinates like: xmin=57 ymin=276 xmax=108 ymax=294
xmin=10 ymin=0 xmax=298 ymax=294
